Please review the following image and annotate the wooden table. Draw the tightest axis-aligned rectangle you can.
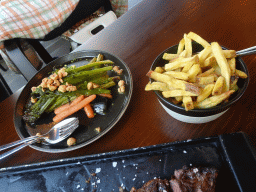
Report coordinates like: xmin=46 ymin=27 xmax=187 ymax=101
xmin=1 ymin=0 xmax=256 ymax=169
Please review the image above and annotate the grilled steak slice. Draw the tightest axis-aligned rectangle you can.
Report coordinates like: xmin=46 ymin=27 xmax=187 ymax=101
xmin=131 ymin=166 xmax=218 ymax=192
xmin=170 ymin=166 xmax=218 ymax=192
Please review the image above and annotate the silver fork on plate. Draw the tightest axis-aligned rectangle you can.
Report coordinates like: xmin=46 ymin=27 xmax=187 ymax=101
xmin=0 ymin=117 xmax=79 ymax=160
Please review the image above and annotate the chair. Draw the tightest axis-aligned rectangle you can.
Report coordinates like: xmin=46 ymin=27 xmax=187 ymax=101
xmin=0 ymin=72 xmax=12 ymax=102
xmin=3 ymin=0 xmax=114 ymax=81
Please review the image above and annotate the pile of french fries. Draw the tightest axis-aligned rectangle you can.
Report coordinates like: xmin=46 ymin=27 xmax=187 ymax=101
xmin=145 ymin=32 xmax=248 ymax=111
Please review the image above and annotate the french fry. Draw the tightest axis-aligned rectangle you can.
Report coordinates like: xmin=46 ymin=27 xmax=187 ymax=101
xmin=182 ymin=62 xmax=194 ymax=73
xmin=187 ymin=31 xmax=211 ymax=48
xmin=177 ymin=38 xmax=185 ymax=54
xmin=146 ymin=70 xmax=173 ymax=83
xmin=179 ymin=50 xmax=188 ymax=58
xmin=154 ymin=66 xmax=165 ymax=73
xmin=195 ymin=90 xmax=235 ymax=109
xmin=197 ymin=68 xmax=215 ymax=77
xmin=228 ymin=58 xmax=236 ymax=75
xmin=169 ymin=97 xmax=182 ymax=105
xmin=197 ymin=75 xmax=215 ymax=85
xmin=223 ymin=50 xmax=236 ymax=58
xmin=167 ymin=78 xmax=201 ymax=95
xmin=211 ymin=42 xmax=231 ymax=91
xmin=212 ymin=63 xmax=222 ymax=76
xmin=183 ymin=96 xmax=194 ymax=111
xmin=212 ymin=76 xmax=225 ymax=95
xmin=235 ymin=69 xmax=248 ymax=78
xmin=165 ymin=55 xmax=199 ymax=71
xmin=230 ymin=76 xmax=239 ymax=91
xmin=197 ymin=84 xmax=215 ymax=102
xmin=202 ymin=55 xmax=217 ymax=67
xmin=187 ymin=64 xmax=201 ymax=82
xmin=164 ymin=71 xmax=189 ymax=80
xmin=162 ymin=90 xmax=198 ymax=98
xmin=198 ymin=46 xmax=212 ymax=65
xmin=145 ymin=82 xmax=169 ymax=92
xmin=162 ymin=53 xmax=179 ymax=61
xmin=184 ymin=33 xmax=192 ymax=57
xmin=175 ymin=96 xmax=183 ymax=102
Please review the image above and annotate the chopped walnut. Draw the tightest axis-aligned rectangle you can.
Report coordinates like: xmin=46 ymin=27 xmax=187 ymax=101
xmin=49 ymin=85 xmax=58 ymax=91
xmin=47 ymin=79 xmax=54 ymax=87
xmin=40 ymin=81 xmax=48 ymax=88
xmin=118 ymin=86 xmax=125 ymax=93
xmin=92 ymin=83 xmax=99 ymax=89
xmin=118 ymin=80 xmax=125 ymax=87
xmin=58 ymin=68 xmax=68 ymax=77
xmin=67 ymin=137 xmax=76 ymax=146
xmin=118 ymin=80 xmax=126 ymax=94
xmin=50 ymin=73 xmax=59 ymax=80
xmin=87 ymin=82 xmax=93 ymax=90
xmin=95 ymin=127 xmax=101 ymax=133
xmin=42 ymin=78 xmax=48 ymax=83
xmin=113 ymin=66 xmax=119 ymax=72
xmin=66 ymin=85 xmax=77 ymax=92
xmin=31 ymin=87 xmax=37 ymax=92
xmin=31 ymin=97 xmax=38 ymax=103
xmin=58 ymin=85 xmax=67 ymax=93
xmin=87 ymin=82 xmax=99 ymax=90
xmin=53 ymin=79 xmax=61 ymax=86
xmin=117 ymin=69 xmax=123 ymax=75
xmin=113 ymin=66 xmax=123 ymax=75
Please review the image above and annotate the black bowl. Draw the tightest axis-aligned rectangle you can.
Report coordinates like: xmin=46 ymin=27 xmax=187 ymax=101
xmin=150 ymin=42 xmax=249 ymax=123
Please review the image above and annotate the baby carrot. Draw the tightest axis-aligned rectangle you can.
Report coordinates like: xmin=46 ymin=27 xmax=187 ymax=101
xmin=98 ymin=93 xmax=113 ymax=99
xmin=54 ymin=95 xmax=85 ymax=114
xmin=84 ymin=104 xmax=95 ymax=118
xmin=53 ymin=94 xmax=96 ymax=123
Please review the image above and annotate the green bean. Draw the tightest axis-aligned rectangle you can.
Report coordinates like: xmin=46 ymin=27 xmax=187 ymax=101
xmin=66 ymin=60 xmax=113 ymax=73
xmin=64 ymin=66 xmax=113 ymax=85
xmin=100 ymin=81 xmax=116 ymax=89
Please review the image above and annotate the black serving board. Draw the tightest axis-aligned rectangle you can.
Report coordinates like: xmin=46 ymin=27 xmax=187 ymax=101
xmin=0 ymin=132 xmax=255 ymax=192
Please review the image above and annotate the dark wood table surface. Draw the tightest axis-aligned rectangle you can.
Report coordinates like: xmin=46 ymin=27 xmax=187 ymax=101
xmin=1 ymin=0 xmax=256 ymax=169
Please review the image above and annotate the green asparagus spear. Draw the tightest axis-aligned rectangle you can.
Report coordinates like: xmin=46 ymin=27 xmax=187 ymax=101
xmin=66 ymin=60 xmax=114 ymax=73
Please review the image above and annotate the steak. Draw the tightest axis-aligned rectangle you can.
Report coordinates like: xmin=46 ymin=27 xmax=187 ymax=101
xmin=131 ymin=166 xmax=218 ymax=192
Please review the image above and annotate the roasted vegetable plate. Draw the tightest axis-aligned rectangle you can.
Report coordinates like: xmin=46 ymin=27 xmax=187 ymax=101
xmin=14 ymin=50 xmax=133 ymax=153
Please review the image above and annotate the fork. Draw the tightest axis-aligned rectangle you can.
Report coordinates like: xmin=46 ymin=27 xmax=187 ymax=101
xmin=236 ymin=45 xmax=256 ymax=57
xmin=0 ymin=117 xmax=79 ymax=160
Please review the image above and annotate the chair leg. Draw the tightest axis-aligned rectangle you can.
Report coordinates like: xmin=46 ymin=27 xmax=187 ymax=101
xmin=0 ymin=72 xmax=12 ymax=102
xmin=0 ymin=55 xmax=8 ymax=71
xmin=103 ymin=0 xmax=113 ymax=12
xmin=26 ymin=39 xmax=54 ymax=64
xmin=0 ymin=63 xmax=8 ymax=71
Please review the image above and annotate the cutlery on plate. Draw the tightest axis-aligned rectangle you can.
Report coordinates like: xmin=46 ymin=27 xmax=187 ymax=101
xmin=0 ymin=117 xmax=79 ymax=160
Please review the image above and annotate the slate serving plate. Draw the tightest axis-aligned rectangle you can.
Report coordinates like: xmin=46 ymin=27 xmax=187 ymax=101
xmin=13 ymin=50 xmax=133 ymax=153
xmin=0 ymin=132 xmax=255 ymax=191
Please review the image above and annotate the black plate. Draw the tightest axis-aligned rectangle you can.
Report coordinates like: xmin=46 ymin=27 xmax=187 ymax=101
xmin=0 ymin=132 xmax=255 ymax=191
xmin=14 ymin=50 xmax=133 ymax=152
